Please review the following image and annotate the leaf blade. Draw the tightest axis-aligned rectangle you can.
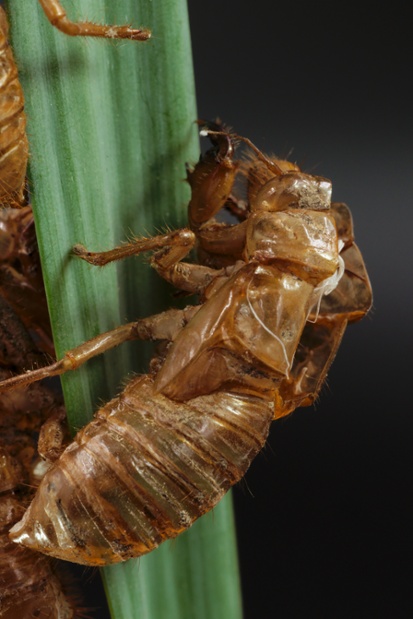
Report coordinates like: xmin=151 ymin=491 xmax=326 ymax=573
xmin=5 ymin=1 xmax=243 ymax=617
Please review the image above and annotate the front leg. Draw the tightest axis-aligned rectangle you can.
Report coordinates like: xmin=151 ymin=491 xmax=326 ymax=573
xmin=37 ymin=0 xmax=151 ymax=40
xmin=73 ymin=229 xmax=195 ymax=266
xmin=188 ymin=121 xmax=238 ymax=232
xmin=74 ymin=228 xmax=228 ymax=295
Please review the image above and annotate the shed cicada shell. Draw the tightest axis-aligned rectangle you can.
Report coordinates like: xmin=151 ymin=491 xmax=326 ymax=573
xmin=0 ymin=121 xmax=372 ymax=566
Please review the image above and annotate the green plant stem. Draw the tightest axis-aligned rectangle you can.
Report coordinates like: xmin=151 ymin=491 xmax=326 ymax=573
xmin=5 ymin=1 xmax=243 ymax=617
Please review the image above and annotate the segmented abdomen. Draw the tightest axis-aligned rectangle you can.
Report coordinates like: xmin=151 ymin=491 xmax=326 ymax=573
xmin=10 ymin=375 xmax=273 ymax=565
xmin=0 ymin=7 xmax=28 ymax=208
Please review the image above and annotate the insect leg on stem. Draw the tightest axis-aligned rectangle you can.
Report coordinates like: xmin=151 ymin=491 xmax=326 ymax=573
xmin=37 ymin=0 xmax=151 ymax=40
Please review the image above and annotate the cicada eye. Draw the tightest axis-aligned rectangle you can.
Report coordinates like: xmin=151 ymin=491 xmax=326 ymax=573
xmin=252 ymin=172 xmax=332 ymax=212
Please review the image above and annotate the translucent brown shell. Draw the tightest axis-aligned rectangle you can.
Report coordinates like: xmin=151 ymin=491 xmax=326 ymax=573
xmin=1 ymin=120 xmax=372 ymax=566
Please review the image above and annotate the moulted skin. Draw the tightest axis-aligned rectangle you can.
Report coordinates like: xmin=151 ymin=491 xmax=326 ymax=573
xmin=2 ymin=122 xmax=372 ymax=566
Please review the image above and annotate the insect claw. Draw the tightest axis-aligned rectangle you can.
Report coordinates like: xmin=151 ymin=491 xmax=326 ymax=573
xmin=72 ymin=244 xmax=87 ymax=256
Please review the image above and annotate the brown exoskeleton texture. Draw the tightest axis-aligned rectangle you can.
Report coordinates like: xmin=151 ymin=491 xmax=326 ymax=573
xmin=0 ymin=122 xmax=372 ymax=566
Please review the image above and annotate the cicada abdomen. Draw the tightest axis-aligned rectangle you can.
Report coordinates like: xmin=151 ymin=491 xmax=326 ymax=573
xmin=0 ymin=7 xmax=28 ymax=210
xmin=10 ymin=375 xmax=273 ymax=565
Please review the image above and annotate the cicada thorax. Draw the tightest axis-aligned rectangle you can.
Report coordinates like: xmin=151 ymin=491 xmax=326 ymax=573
xmin=0 ymin=7 xmax=28 ymax=210
xmin=10 ymin=374 xmax=273 ymax=565
xmin=155 ymin=168 xmax=340 ymax=403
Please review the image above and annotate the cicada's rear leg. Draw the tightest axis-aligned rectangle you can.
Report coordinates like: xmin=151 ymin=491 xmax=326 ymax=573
xmin=0 ymin=304 xmax=201 ymax=393
xmin=37 ymin=0 xmax=151 ymax=40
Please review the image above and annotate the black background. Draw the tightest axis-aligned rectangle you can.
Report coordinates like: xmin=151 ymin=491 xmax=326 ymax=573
xmin=188 ymin=2 xmax=412 ymax=618
xmin=2 ymin=1 xmax=411 ymax=618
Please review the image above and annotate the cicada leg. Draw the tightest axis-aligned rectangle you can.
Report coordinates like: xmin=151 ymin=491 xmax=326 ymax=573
xmin=37 ymin=0 xmax=151 ymax=40
xmin=37 ymin=405 xmax=72 ymax=462
xmin=188 ymin=122 xmax=248 ymax=265
xmin=73 ymin=229 xmax=196 ymax=266
xmin=74 ymin=228 xmax=231 ymax=294
xmin=0 ymin=306 xmax=200 ymax=393
xmin=0 ymin=226 xmax=242 ymax=391
xmin=276 ymin=317 xmax=349 ymax=419
xmin=191 ymin=123 xmax=291 ymax=268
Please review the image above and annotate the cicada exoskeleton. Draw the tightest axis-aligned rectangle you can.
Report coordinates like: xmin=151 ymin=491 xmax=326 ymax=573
xmin=0 ymin=123 xmax=372 ymax=565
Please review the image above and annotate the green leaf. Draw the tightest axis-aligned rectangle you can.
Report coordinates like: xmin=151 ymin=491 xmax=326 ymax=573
xmin=4 ymin=1 xmax=243 ymax=618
